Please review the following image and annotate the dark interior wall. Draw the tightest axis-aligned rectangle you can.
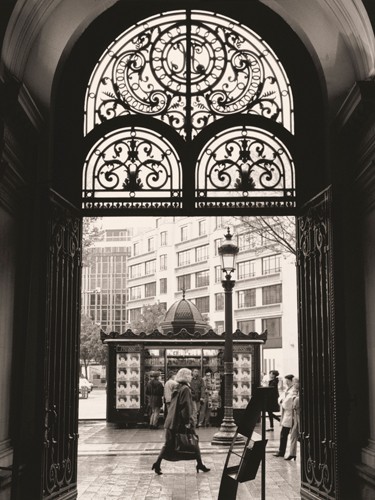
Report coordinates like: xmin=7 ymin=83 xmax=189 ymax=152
xmin=331 ymin=84 xmax=375 ymax=497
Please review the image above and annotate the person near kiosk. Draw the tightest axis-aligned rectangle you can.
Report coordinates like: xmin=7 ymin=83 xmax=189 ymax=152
xmin=146 ymin=371 xmax=164 ymax=429
xmin=163 ymin=371 xmax=178 ymax=419
xmin=273 ymin=374 xmax=295 ymax=458
xmin=190 ymin=368 xmax=204 ymax=425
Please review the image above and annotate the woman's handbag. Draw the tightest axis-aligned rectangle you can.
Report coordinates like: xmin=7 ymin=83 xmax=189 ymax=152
xmin=175 ymin=430 xmax=199 ymax=453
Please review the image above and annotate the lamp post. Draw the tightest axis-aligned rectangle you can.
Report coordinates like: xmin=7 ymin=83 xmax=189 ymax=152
xmin=212 ymin=228 xmax=242 ymax=445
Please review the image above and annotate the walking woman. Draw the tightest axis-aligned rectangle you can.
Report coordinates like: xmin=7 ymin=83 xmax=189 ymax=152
xmin=152 ymin=368 xmax=210 ymax=475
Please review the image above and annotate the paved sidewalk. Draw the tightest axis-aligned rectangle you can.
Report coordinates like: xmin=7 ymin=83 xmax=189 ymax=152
xmin=78 ymin=421 xmax=301 ymax=499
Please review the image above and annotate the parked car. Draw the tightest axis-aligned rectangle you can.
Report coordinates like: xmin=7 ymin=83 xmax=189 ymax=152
xmin=79 ymin=377 xmax=92 ymax=394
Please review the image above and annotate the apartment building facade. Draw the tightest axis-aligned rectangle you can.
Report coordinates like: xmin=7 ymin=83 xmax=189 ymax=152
xmin=124 ymin=216 xmax=298 ymax=376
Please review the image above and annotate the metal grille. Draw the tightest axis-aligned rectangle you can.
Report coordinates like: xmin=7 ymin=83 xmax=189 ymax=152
xmin=297 ymin=188 xmax=338 ymax=499
xmin=84 ymin=10 xmax=294 ymax=139
xmin=82 ymin=127 xmax=182 ymax=209
xmin=42 ymin=196 xmax=81 ymax=498
xmin=195 ymin=126 xmax=295 ymax=208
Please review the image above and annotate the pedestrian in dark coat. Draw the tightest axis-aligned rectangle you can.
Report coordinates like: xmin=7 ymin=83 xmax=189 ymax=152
xmin=267 ymin=370 xmax=280 ymax=431
xmin=152 ymin=368 xmax=210 ymax=475
xmin=146 ymin=372 xmax=164 ymax=429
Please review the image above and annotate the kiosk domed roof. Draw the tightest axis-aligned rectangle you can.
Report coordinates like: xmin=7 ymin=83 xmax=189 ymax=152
xmin=164 ymin=297 xmax=204 ymax=322
xmin=160 ymin=293 xmax=208 ymax=335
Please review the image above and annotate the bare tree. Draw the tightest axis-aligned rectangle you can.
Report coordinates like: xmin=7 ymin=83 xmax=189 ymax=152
xmin=231 ymin=216 xmax=296 ymax=256
xmin=130 ymin=302 xmax=168 ymax=334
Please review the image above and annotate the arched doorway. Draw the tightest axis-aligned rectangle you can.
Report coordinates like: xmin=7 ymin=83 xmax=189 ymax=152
xmin=44 ymin=3 xmax=334 ymax=500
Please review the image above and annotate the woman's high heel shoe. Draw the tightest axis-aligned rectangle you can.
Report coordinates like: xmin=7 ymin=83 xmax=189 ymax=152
xmin=285 ymin=455 xmax=296 ymax=461
xmin=152 ymin=463 xmax=163 ymax=475
xmin=196 ymin=464 xmax=210 ymax=473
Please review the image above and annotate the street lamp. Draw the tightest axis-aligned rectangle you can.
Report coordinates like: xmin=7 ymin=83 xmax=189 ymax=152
xmin=212 ymin=228 xmax=242 ymax=445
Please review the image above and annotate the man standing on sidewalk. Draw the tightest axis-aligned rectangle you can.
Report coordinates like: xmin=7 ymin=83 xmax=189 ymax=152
xmin=190 ymin=369 xmax=204 ymax=426
xmin=146 ymin=372 xmax=164 ymax=429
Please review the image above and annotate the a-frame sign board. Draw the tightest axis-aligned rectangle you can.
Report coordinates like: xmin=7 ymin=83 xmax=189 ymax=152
xmin=218 ymin=387 xmax=273 ymax=500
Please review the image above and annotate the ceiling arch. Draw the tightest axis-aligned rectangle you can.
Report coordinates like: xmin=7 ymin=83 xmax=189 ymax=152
xmin=1 ymin=0 xmax=374 ymax=122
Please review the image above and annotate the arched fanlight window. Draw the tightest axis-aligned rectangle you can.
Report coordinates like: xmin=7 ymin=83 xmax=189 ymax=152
xmin=195 ymin=126 xmax=295 ymax=209
xmin=82 ymin=127 xmax=182 ymax=210
xmin=84 ymin=10 xmax=294 ymax=140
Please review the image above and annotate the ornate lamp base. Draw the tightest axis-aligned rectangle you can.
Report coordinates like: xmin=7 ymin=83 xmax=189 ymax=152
xmin=211 ymin=418 xmax=245 ymax=445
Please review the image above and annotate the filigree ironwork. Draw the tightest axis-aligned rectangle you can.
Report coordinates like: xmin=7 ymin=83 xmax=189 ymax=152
xmin=297 ymin=188 xmax=337 ymax=499
xmin=84 ymin=11 xmax=293 ymax=139
xmin=43 ymin=197 xmax=81 ymax=497
xmin=195 ymin=126 xmax=295 ymax=205
xmin=82 ymin=127 xmax=182 ymax=208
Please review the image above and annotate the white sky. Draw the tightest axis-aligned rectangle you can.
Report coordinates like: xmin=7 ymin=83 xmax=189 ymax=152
xmin=100 ymin=216 xmax=158 ymax=230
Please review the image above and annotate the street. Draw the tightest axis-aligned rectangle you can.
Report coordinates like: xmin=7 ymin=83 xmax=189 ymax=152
xmin=79 ymin=388 xmax=106 ymax=420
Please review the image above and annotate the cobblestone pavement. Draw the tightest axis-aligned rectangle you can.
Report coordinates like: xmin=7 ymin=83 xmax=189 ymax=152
xmin=78 ymin=421 xmax=301 ymax=500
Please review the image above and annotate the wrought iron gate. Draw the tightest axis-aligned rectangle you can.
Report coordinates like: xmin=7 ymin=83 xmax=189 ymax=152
xmin=42 ymin=191 xmax=81 ymax=499
xmin=297 ymin=187 xmax=339 ymax=499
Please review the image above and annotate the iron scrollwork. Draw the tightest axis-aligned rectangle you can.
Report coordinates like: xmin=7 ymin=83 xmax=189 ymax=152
xmin=84 ymin=11 xmax=293 ymax=139
xmin=43 ymin=200 xmax=81 ymax=498
xmin=82 ymin=127 xmax=182 ymax=208
xmin=195 ymin=126 xmax=295 ymax=206
xmin=297 ymin=189 xmax=337 ymax=498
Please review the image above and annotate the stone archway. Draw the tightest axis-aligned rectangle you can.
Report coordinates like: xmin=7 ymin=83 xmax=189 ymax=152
xmin=2 ymin=1 xmax=375 ymax=499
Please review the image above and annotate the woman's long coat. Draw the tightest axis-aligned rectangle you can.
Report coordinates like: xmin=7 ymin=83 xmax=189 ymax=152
xmin=164 ymin=382 xmax=194 ymax=432
xmin=280 ymin=386 xmax=297 ymax=428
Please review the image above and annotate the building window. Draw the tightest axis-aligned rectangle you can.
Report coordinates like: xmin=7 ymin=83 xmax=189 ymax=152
xmin=129 ymin=263 xmax=142 ymax=279
xmin=160 ymin=254 xmax=167 ymax=270
xmin=262 ymin=317 xmax=282 ymax=339
xmin=198 ymin=219 xmax=206 ymax=236
xmin=238 ymin=289 xmax=256 ymax=308
xmin=178 ymin=249 xmax=190 ymax=266
xmin=129 ymin=286 xmax=142 ymax=300
xmin=215 ymin=216 xmax=224 ymax=229
xmin=195 ymin=296 xmax=209 ymax=313
xmin=145 ymin=260 xmax=156 ymax=275
xmin=148 ymin=237 xmax=154 ymax=252
xmin=133 ymin=242 xmax=139 ymax=256
xmin=145 ymin=282 xmax=156 ymax=297
xmin=129 ymin=308 xmax=142 ymax=322
xmin=237 ymin=260 xmax=255 ymax=279
xmin=262 ymin=254 xmax=281 ymax=275
xmin=215 ymin=321 xmax=224 ymax=334
xmin=215 ymin=265 xmax=222 ymax=283
xmin=262 ymin=284 xmax=282 ymax=305
xmin=215 ymin=293 xmax=224 ymax=311
xmin=160 ymin=231 xmax=167 ymax=246
xmin=237 ymin=320 xmax=255 ymax=334
xmin=160 ymin=278 xmax=167 ymax=294
xmin=196 ymin=270 xmax=209 ymax=288
xmin=196 ymin=244 xmax=209 ymax=262
xmin=181 ymin=225 xmax=188 ymax=241
xmin=214 ymin=238 xmax=222 ymax=256
xmin=237 ymin=232 xmax=255 ymax=251
xmin=177 ymin=274 xmax=191 ymax=291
